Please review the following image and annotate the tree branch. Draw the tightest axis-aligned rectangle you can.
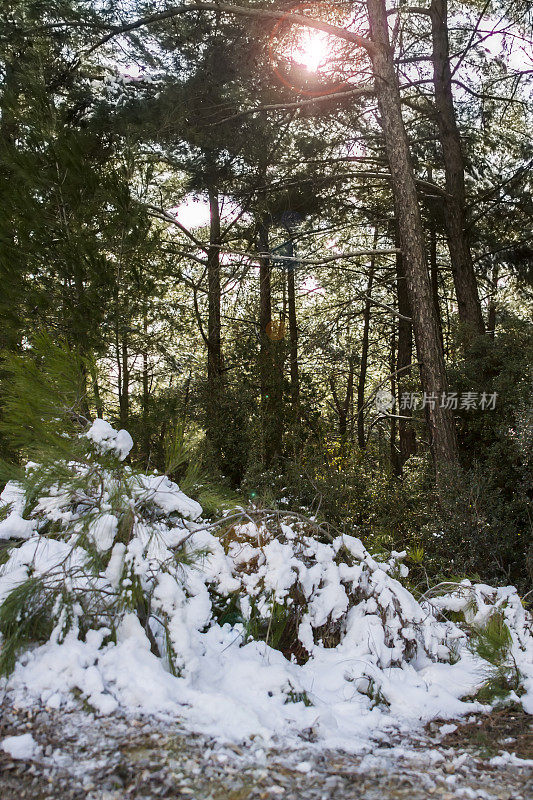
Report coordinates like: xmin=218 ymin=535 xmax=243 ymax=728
xmin=212 ymin=85 xmax=376 ymax=123
xmin=84 ymin=2 xmax=376 ymax=60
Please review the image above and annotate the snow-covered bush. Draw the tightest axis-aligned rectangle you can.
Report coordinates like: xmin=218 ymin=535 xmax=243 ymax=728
xmin=0 ymin=417 xmax=531 ymax=742
xmin=0 ymin=417 xmax=213 ymax=674
xmin=222 ymin=517 xmax=458 ymax=668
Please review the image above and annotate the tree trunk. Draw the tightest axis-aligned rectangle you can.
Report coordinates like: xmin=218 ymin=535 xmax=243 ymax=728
xmin=207 ymin=187 xmax=223 ymax=387
xmin=115 ymin=319 xmax=122 ymax=424
xmin=120 ymin=333 xmax=129 ymax=429
xmin=390 ymin=326 xmax=399 ymax=475
xmin=90 ymin=363 xmax=104 ymax=419
xmin=286 ymin=240 xmax=300 ymax=409
xmin=330 ymin=355 xmax=354 ymax=444
xmin=142 ymin=306 xmax=150 ymax=459
xmin=487 ymin=263 xmax=499 ymax=338
xmin=357 ymin=258 xmax=375 ymax=450
xmin=367 ymin=0 xmax=459 ymax=478
xmin=430 ymin=0 xmax=485 ymax=336
xmin=204 ymin=186 xmax=227 ymax=463
xmin=429 ymin=212 xmax=445 ymax=351
xmin=396 ymin=247 xmax=418 ymax=467
xmin=258 ymin=221 xmax=283 ymax=467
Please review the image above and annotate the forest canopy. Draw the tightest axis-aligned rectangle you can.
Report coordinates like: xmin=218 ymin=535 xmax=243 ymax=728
xmin=0 ymin=0 xmax=532 ymax=595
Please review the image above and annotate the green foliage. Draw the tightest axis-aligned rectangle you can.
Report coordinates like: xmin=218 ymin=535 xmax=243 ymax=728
xmin=420 ymin=461 xmax=530 ymax=594
xmin=0 ymin=577 xmax=56 ymax=675
xmin=0 ymin=338 xmax=189 ymax=675
xmin=283 ymin=686 xmax=313 ymax=707
xmin=472 ymin=611 xmax=513 ymax=666
xmin=469 ymin=611 xmax=520 ymax=704
xmin=164 ymin=422 xmax=239 ymax=517
xmin=0 ymin=0 xmax=532 ymax=635
xmin=356 ymin=675 xmax=391 ymax=710
xmin=242 ymin=438 xmax=430 ymax=557
xmin=0 ymin=332 xmax=88 ymax=474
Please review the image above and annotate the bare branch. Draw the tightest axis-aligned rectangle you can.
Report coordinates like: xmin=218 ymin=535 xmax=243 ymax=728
xmin=146 ymin=204 xmax=209 ymax=252
xmin=83 ymin=2 xmax=376 ymax=61
xmin=212 ymin=85 xmax=376 ymax=123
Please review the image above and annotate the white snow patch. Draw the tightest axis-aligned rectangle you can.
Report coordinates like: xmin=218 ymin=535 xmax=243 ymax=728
xmin=85 ymin=418 xmax=133 ymax=460
xmin=439 ymin=723 xmax=458 ymax=735
xmin=1 ymin=733 xmax=39 ymax=760
xmin=0 ymin=483 xmax=36 ymax=540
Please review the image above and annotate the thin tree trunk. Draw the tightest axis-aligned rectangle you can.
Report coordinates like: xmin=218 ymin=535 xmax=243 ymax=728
xmin=390 ymin=326 xmax=399 ymax=475
xmin=367 ymin=0 xmax=459 ymax=479
xmin=115 ymin=321 xmax=122 ymax=424
xmin=487 ymin=263 xmax=499 ymax=338
xmin=427 ymin=168 xmax=445 ymax=352
xmin=429 ymin=214 xmax=445 ymax=351
xmin=120 ymin=333 xmax=129 ymax=428
xmin=142 ymin=306 xmax=150 ymax=458
xmin=286 ymin=240 xmax=300 ymax=409
xmin=207 ymin=187 xmax=223 ymax=387
xmin=205 ymin=186 xmax=226 ymax=464
xmin=90 ymin=363 xmax=104 ymax=419
xmin=330 ymin=355 xmax=354 ymax=444
xmin=396 ymin=243 xmax=417 ymax=468
xmin=357 ymin=229 xmax=378 ymax=449
xmin=258 ymin=221 xmax=283 ymax=467
xmin=345 ymin=356 xmax=354 ymax=444
xmin=430 ymin=0 xmax=485 ymax=336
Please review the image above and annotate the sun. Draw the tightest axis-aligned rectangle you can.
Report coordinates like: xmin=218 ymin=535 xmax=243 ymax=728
xmin=291 ymin=30 xmax=332 ymax=73
xmin=269 ymin=2 xmax=366 ymax=97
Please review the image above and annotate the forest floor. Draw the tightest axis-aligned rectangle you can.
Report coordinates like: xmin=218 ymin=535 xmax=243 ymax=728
xmin=0 ymin=700 xmax=531 ymax=800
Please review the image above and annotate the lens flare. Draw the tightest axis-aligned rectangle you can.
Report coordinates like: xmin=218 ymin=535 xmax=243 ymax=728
xmin=268 ymin=2 xmax=367 ymax=97
xmin=292 ymin=30 xmax=331 ymax=73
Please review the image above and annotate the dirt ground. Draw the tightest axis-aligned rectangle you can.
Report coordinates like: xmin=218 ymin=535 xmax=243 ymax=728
xmin=438 ymin=703 xmax=533 ymax=760
xmin=0 ymin=700 xmax=531 ymax=800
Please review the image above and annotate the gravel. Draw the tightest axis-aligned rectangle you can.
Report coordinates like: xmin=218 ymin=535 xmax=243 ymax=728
xmin=0 ymin=699 xmax=531 ymax=799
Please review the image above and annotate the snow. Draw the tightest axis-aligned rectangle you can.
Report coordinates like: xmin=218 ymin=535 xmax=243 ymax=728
xmin=489 ymin=751 xmax=533 ymax=767
xmin=1 ymin=733 xmax=39 ymax=759
xmin=84 ymin=418 xmax=133 ymax=460
xmin=0 ymin=419 xmax=531 ymax=753
xmin=0 ymin=483 xmax=36 ymax=540
xmin=0 ymin=511 xmax=35 ymax=541
xmin=135 ymin=474 xmax=202 ymax=520
xmin=88 ymin=513 xmax=118 ymax=552
xmin=439 ymin=723 xmax=458 ymax=735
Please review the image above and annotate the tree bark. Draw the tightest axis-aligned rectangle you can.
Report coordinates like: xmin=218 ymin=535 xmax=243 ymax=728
xmin=396 ymin=247 xmax=417 ymax=467
xmin=207 ymin=187 xmax=223 ymax=387
xmin=429 ymin=212 xmax=445 ymax=351
xmin=286 ymin=239 xmax=300 ymax=409
xmin=367 ymin=0 xmax=459 ymax=478
xmin=357 ymin=257 xmax=375 ymax=450
xmin=330 ymin=355 xmax=354 ymax=443
xmin=142 ymin=306 xmax=150 ymax=458
xmin=430 ymin=0 xmax=485 ymax=336
xmin=390 ymin=326 xmax=399 ymax=475
xmin=119 ymin=333 xmax=129 ymax=429
xmin=205 ymin=187 xmax=227 ymax=463
xmin=258 ymin=221 xmax=283 ymax=467
xmin=90 ymin=363 xmax=104 ymax=419
xmin=487 ymin=263 xmax=499 ymax=338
